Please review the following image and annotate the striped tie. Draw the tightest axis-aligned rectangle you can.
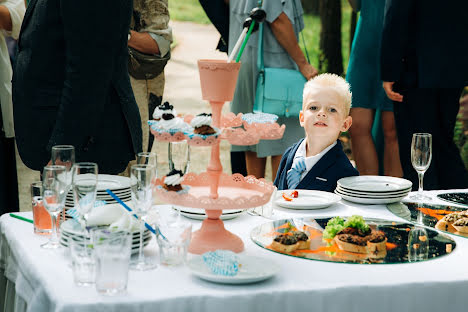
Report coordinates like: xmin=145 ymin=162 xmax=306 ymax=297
xmin=287 ymin=157 xmax=306 ymax=189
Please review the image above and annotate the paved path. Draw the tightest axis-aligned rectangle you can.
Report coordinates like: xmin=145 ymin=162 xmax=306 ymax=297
xmin=16 ymin=21 xmax=236 ymax=211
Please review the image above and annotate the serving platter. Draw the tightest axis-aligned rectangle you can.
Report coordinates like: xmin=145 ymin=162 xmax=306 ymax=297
xmin=251 ymin=217 xmax=456 ymax=264
xmin=275 ymin=190 xmax=341 ymax=210
xmin=387 ymin=202 xmax=468 ymax=238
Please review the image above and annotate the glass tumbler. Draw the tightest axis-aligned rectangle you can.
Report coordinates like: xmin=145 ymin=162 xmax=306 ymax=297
xmin=31 ymin=181 xmax=52 ymax=235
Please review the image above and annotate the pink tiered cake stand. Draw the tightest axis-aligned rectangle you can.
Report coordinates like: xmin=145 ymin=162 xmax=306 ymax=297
xmin=153 ymin=59 xmax=282 ymax=254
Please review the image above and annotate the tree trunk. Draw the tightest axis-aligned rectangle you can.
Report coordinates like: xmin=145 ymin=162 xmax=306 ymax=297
xmin=318 ymin=0 xmax=343 ymax=75
xmin=302 ymin=0 xmax=320 ymax=15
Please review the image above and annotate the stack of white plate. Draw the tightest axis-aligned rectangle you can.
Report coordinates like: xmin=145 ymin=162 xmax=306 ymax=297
xmin=335 ymin=176 xmax=412 ymax=204
xmin=60 ymin=219 xmax=151 ymax=254
xmin=65 ymin=175 xmax=132 ymax=217
xmin=172 ymin=206 xmax=246 ymax=221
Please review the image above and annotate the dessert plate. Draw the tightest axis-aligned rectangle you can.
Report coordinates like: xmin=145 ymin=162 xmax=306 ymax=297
xmin=338 ymin=176 xmax=412 ymax=193
xmin=275 ymin=190 xmax=341 ymax=210
xmin=187 ymin=255 xmax=280 ymax=284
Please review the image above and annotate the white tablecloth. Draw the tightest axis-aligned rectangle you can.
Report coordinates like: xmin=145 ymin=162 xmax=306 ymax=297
xmin=1 ymin=190 xmax=468 ymax=312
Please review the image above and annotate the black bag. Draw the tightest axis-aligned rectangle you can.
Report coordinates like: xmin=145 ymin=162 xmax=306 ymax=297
xmin=128 ymin=47 xmax=170 ymax=80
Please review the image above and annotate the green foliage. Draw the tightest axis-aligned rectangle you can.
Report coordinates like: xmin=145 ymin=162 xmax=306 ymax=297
xmin=169 ymin=0 xmax=211 ymax=24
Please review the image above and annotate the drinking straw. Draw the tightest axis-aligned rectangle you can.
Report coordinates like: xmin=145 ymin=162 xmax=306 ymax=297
xmin=10 ymin=213 xmax=34 ymax=224
xmin=227 ymin=27 xmax=248 ymax=63
xmin=105 ymin=189 xmax=167 ymax=240
xmin=235 ymin=20 xmax=256 ymax=63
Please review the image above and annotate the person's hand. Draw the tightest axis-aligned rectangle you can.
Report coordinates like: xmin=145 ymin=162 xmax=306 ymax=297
xmin=383 ymin=81 xmax=403 ymax=102
xmin=299 ymin=63 xmax=319 ymax=80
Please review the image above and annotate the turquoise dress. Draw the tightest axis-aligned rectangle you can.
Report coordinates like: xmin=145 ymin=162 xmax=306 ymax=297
xmin=228 ymin=0 xmax=306 ymax=158
xmin=346 ymin=0 xmax=393 ymax=111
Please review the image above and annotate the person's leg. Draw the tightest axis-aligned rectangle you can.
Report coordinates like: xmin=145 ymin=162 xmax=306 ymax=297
xmin=349 ymin=107 xmax=379 ymax=174
xmin=230 ymin=151 xmax=247 ymax=175
xmin=381 ymin=111 xmax=403 ymax=177
xmin=271 ymin=155 xmax=282 ymax=180
xmin=436 ymin=88 xmax=468 ymax=189
xmin=146 ymin=74 xmax=165 ymax=152
xmin=245 ymin=151 xmax=266 ymax=178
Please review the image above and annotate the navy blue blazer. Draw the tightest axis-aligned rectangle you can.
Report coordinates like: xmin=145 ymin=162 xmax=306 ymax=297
xmin=274 ymin=139 xmax=359 ymax=192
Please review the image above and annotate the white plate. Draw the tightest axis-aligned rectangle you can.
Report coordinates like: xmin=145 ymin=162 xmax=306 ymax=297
xmin=173 ymin=207 xmax=246 ymax=221
xmin=96 ymin=175 xmax=131 ymax=191
xmin=60 ymin=219 xmax=149 ymax=237
xmin=335 ymin=187 xmax=410 ymax=199
xmin=274 ymin=190 xmax=341 ymax=210
xmin=335 ymin=190 xmax=407 ymax=204
xmin=187 ymin=255 xmax=279 ymax=284
xmin=336 ymin=185 xmax=411 ymax=197
xmin=337 ymin=176 xmax=412 ymax=192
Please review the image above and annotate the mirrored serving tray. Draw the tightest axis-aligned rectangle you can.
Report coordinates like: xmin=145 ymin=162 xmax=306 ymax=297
xmin=388 ymin=202 xmax=468 ymax=238
xmin=250 ymin=217 xmax=456 ymax=264
xmin=437 ymin=193 xmax=468 ymax=206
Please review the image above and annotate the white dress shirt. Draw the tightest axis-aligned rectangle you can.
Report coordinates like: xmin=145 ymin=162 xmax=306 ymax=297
xmin=291 ymin=140 xmax=337 ymax=182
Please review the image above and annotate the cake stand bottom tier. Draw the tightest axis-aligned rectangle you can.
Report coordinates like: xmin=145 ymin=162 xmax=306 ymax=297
xmin=156 ymin=185 xmax=272 ymax=210
xmin=188 ymin=218 xmax=244 ymax=254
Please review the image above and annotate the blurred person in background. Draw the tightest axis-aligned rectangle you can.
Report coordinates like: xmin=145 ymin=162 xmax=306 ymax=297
xmin=228 ymin=0 xmax=318 ymax=179
xmin=12 ymin=0 xmax=142 ymax=175
xmin=0 ymin=0 xmax=24 ymax=214
xmin=128 ymin=0 xmax=172 ymax=155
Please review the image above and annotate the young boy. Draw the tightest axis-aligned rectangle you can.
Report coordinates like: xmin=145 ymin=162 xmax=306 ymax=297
xmin=274 ymin=73 xmax=359 ymax=192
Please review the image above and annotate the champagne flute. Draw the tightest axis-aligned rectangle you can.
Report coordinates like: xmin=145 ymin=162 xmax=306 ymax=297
xmin=410 ymin=133 xmax=432 ymax=201
xmin=137 ymin=152 xmax=157 ymax=181
xmin=130 ymin=164 xmax=157 ymax=270
xmin=72 ymin=163 xmax=98 ymax=233
xmin=41 ymin=165 xmax=68 ymax=249
xmin=51 ymin=145 xmax=75 ymax=185
xmin=168 ymin=141 xmax=190 ymax=174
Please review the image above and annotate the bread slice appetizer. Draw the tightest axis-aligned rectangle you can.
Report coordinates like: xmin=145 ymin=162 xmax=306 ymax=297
xmin=271 ymin=234 xmax=298 ymax=253
xmin=366 ymin=231 xmax=387 ymax=255
xmin=452 ymin=217 xmax=468 ymax=234
xmin=293 ymin=231 xmax=310 ymax=250
xmin=435 ymin=213 xmax=465 ymax=232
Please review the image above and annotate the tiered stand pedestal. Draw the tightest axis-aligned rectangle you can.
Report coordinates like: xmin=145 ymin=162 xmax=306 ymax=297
xmin=153 ymin=60 xmax=283 ymax=254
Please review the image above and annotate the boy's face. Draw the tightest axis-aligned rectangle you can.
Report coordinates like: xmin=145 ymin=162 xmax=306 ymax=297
xmin=299 ymin=87 xmax=352 ymax=141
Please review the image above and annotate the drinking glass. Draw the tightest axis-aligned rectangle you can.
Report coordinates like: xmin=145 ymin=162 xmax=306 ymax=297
xmin=137 ymin=152 xmax=157 ymax=180
xmin=41 ymin=165 xmax=68 ymax=249
xmin=408 ymin=226 xmax=429 ymax=262
xmin=51 ymin=145 xmax=75 ymax=186
xmin=31 ymin=181 xmax=52 ymax=235
xmin=72 ymin=163 xmax=98 ymax=232
xmin=92 ymin=229 xmax=132 ymax=295
xmin=168 ymin=141 xmax=190 ymax=174
xmin=69 ymin=237 xmax=95 ymax=287
xmin=156 ymin=216 xmax=192 ymax=266
xmin=130 ymin=164 xmax=157 ymax=270
xmin=410 ymin=133 xmax=432 ymax=201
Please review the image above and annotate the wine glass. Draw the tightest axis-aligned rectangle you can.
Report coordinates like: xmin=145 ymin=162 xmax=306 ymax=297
xmin=410 ymin=133 xmax=432 ymax=201
xmin=41 ymin=165 xmax=68 ymax=249
xmin=72 ymin=163 xmax=98 ymax=233
xmin=130 ymin=164 xmax=157 ymax=270
xmin=51 ymin=145 xmax=75 ymax=185
xmin=168 ymin=141 xmax=190 ymax=174
xmin=137 ymin=152 xmax=157 ymax=180
xmin=408 ymin=226 xmax=429 ymax=262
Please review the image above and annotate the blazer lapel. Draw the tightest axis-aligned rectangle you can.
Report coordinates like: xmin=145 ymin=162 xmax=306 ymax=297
xmin=18 ymin=0 xmax=40 ymax=42
xmin=296 ymin=141 xmax=341 ymax=189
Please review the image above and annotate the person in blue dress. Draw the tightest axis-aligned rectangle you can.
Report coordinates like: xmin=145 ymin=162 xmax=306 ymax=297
xmin=346 ymin=0 xmax=402 ymax=177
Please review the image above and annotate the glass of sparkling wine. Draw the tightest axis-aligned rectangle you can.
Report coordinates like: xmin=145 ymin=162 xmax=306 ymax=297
xmin=410 ymin=133 xmax=432 ymax=201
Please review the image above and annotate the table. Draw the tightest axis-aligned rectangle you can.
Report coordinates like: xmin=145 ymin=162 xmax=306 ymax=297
xmin=2 ymin=190 xmax=468 ymax=312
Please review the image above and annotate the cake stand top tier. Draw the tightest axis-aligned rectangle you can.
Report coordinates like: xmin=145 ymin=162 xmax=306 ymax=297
xmin=198 ymin=60 xmax=241 ymax=102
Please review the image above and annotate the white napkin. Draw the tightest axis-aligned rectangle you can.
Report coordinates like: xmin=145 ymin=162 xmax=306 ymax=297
xmin=85 ymin=202 xmax=139 ymax=231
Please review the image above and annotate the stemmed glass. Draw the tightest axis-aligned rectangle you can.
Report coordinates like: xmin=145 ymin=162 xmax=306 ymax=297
xmin=51 ymin=145 xmax=75 ymax=220
xmin=72 ymin=163 xmax=98 ymax=233
xmin=137 ymin=152 xmax=157 ymax=180
xmin=410 ymin=133 xmax=432 ymax=201
xmin=168 ymin=141 xmax=190 ymax=174
xmin=41 ymin=165 xmax=68 ymax=249
xmin=130 ymin=164 xmax=157 ymax=270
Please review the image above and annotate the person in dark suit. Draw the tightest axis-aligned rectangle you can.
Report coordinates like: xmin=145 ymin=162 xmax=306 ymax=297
xmin=381 ymin=0 xmax=468 ymax=190
xmin=274 ymin=74 xmax=359 ymax=192
xmin=12 ymin=0 xmax=142 ymax=174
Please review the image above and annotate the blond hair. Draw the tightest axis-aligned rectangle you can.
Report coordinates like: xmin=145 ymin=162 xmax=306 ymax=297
xmin=303 ymin=73 xmax=352 ymax=115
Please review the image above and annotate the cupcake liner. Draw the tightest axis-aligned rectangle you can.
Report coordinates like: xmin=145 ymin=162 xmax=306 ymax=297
xmin=202 ymin=250 xmax=239 ymax=276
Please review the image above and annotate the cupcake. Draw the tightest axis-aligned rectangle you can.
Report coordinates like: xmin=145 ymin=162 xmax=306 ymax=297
xmin=151 ymin=96 xmax=166 ymax=121
xmin=158 ymin=101 xmax=177 ymax=121
xmin=190 ymin=113 xmax=216 ymax=135
xmin=154 ymin=102 xmax=189 ymax=133
xmin=163 ymin=169 xmax=184 ymax=192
